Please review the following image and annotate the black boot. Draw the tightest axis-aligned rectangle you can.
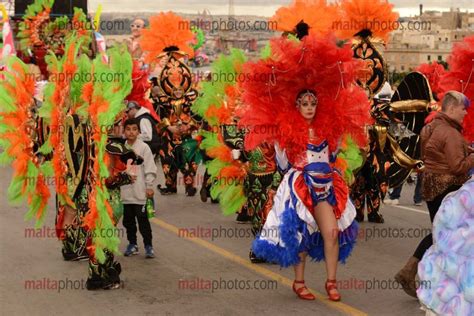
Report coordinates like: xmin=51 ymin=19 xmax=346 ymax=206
xmin=355 ymin=212 xmax=364 ymax=223
xmin=199 ymin=186 xmax=208 ymax=202
xmin=86 ymin=255 xmax=122 ymax=290
xmin=368 ymin=212 xmax=385 ymax=223
xmin=236 ymin=210 xmax=251 ymax=224
xmin=185 ymin=186 xmax=197 ymax=197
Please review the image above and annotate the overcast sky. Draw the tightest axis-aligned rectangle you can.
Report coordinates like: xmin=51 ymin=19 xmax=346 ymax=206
xmin=89 ymin=0 xmax=474 ymax=16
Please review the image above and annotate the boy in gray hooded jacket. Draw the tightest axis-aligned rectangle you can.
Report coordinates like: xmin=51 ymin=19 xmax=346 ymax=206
xmin=120 ymin=118 xmax=157 ymax=258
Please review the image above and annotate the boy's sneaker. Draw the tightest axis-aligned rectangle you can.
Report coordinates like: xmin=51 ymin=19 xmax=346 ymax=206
xmin=145 ymin=245 xmax=155 ymax=259
xmin=157 ymin=185 xmax=177 ymax=195
xmin=124 ymin=244 xmax=139 ymax=256
xmin=414 ymin=201 xmax=423 ymax=206
xmin=384 ymin=198 xmax=399 ymax=205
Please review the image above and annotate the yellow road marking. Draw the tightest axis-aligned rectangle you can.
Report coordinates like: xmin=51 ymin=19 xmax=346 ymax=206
xmin=151 ymin=217 xmax=368 ymax=316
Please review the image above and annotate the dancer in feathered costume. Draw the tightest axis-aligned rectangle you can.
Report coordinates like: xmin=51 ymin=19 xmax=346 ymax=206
xmin=1 ymin=27 xmax=134 ymax=289
xmin=193 ymin=48 xmax=283 ymax=263
xmin=238 ymin=33 xmax=371 ymax=301
xmin=80 ymin=45 xmax=133 ymax=289
xmin=192 ymin=49 xmax=247 ymax=214
xmin=140 ymin=12 xmax=201 ymax=196
xmin=334 ymin=0 xmax=399 ymax=222
xmin=41 ymin=33 xmax=133 ymax=287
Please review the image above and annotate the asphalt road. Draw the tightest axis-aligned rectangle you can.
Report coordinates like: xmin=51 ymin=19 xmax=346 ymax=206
xmin=0 ymin=165 xmax=432 ymax=316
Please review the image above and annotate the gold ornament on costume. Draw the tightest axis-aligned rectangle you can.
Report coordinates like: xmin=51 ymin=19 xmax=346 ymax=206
xmin=63 ymin=114 xmax=90 ymax=200
xmin=353 ymin=36 xmax=388 ymax=98
xmin=386 ymin=72 xmax=435 ymax=187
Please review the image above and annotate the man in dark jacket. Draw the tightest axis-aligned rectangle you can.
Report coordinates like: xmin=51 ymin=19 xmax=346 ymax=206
xmin=395 ymin=91 xmax=474 ymax=297
xmin=126 ymin=101 xmax=160 ymax=156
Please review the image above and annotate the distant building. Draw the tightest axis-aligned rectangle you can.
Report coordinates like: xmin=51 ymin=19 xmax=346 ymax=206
xmin=385 ymin=8 xmax=473 ymax=72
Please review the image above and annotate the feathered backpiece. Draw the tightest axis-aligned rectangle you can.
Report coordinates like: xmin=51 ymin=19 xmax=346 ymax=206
xmin=415 ymin=62 xmax=447 ymax=99
xmin=17 ymin=0 xmax=93 ymax=77
xmin=192 ymin=49 xmax=248 ymax=215
xmin=140 ymin=12 xmax=195 ymax=64
xmin=17 ymin=0 xmax=54 ymax=50
xmin=39 ymin=35 xmax=81 ymax=207
xmin=336 ymin=0 xmax=399 ymax=42
xmin=271 ymin=0 xmax=340 ymax=38
xmin=81 ymin=44 xmax=133 ymax=262
xmin=439 ymin=35 xmax=474 ymax=142
xmin=238 ymin=34 xmax=371 ymax=162
xmin=0 ymin=57 xmax=53 ymax=227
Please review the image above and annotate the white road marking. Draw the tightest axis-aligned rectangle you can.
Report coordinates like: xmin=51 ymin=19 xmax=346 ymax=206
xmin=387 ymin=204 xmax=429 ymax=215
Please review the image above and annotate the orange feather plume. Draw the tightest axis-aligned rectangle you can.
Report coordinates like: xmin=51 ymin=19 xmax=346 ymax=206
xmin=0 ymin=58 xmax=51 ymax=223
xmin=140 ymin=12 xmax=195 ymax=64
xmin=336 ymin=0 xmax=399 ymax=42
xmin=271 ymin=0 xmax=340 ymax=36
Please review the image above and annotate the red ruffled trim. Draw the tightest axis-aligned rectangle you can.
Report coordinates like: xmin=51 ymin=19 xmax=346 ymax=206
xmin=333 ymin=171 xmax=348 ymax=220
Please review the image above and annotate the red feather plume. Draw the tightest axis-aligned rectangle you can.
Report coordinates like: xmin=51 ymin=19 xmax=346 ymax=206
xmin=415 ymin=62 xmax=447 ymax=98
xmin=439 ymin=35 xmax=474 ymax=142
xmin=238 ymin=34 xmax=371 ymax=162
xmin=125 ymin=61 xmax=159 ymax=121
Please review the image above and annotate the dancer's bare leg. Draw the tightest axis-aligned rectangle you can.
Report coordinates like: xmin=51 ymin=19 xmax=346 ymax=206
xmin=313 ymin=201 xmax=339 ymax=282
xmin=293 ymin=252 xmax=311 ymax=294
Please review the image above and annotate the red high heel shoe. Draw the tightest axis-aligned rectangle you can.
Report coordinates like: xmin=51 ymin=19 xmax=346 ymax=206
xmin=292 ymin=280 xmax=316 ymax=300
xmin=325 ymin=279 xmax=341 ymax=301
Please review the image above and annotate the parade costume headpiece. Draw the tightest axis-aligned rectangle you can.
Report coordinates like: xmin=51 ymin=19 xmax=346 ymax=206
xmin=336 ymin=0 xmax=398 ymax=97
xmin=238 ymin=34 xmax=371 ymax=162
xmin=140 ymin=12 xmax=195 ymax=64
xmin=336 ymin=0 xmax=399 ymax=43
xmin=106 ymin=142 xmax=143 ymax=165
xmin=141 ymin=11 xmax=198 ymax=111
xmin=17 ymin=0 xmax=92 ymax=77
xmin=271 ymin=0 xmax=340 ymax=38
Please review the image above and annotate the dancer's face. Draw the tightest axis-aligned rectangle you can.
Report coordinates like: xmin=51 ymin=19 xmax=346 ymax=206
xmin=297 ymin=93 xmax=317 ymax=122
xmin=130 ymin=19 xmax=145 ymax=38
